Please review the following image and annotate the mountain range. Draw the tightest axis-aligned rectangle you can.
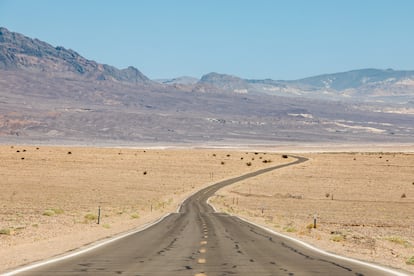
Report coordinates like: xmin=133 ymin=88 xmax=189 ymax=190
xmin=1 ymin=27 xmax=413 ymax=145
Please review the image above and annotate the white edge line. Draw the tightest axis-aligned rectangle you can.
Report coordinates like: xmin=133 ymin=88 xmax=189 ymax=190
xmin=207 ymin=196 xmax=408 ymax=276
xmin=2 ymin=212 xmax=172 ymax=276
xmin=206 ymin=197 xmax=218 ymax=212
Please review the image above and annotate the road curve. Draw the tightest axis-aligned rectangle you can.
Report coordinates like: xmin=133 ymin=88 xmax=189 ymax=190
xmin=7 ymin=156 xmax=404 ymax=276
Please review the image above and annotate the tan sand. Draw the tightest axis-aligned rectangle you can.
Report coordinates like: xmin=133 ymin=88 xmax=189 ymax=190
xmin=211 ymin=152 xmax=414 ymax=273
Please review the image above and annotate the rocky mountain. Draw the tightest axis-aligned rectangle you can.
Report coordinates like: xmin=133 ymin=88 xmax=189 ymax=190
xmin=1 ymin=27 xmax=413 ymax=145
xmin=0 ymin=27 xmax=150 ymax=83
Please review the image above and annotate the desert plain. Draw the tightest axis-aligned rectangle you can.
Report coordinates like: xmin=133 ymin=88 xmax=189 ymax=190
xmin=212 ymin=151 xmax=414 ymax=273
xmin=0 ymin=145 xmax=288 ymax=272
xmin=0 ymin=145 xmax=413 ymax=274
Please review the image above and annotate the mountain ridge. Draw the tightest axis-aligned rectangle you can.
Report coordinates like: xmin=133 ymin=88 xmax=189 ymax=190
xmin=0 ymin=27 xmax=150 ymax=83
xmin=0 ymin=26 xmax=413 ymax=145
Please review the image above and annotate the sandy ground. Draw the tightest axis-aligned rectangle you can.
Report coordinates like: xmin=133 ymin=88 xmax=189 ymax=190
xmin=0 ymin=145 xmax=287 ymax=272
xmin=211 ymin=152 xmax=414 ymax=274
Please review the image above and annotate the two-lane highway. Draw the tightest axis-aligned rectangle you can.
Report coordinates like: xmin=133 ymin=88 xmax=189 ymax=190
xmin=8 ymin=156 xmax=403 ymax=275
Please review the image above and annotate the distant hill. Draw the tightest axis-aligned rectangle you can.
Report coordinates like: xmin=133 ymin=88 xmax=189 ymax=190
xmin=198 ymin=72 xmax=249 ymax=93
xmin=0 ymin=27 xmax=150 ymax=83
xmin=286 ymin=68 xmax=414 ymax=90
xmin=155 ymin=76 xmax=199 ymax=85
xmin=198 ymin=70 xmax=414 ymax=103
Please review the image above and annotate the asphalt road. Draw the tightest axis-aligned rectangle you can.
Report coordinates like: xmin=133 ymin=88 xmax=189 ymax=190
xmin=14 ymin=156 xmax=398 ymax=276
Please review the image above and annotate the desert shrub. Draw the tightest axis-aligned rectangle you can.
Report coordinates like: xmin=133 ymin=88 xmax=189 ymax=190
xmin=67 ymin=151 xmax=72 ymax=154
xmin=43 ymin=209 xmax=55 ymax=216
xmin=246 ymin=162 xmax=252 ymax=166
xmin=84 ymin=213 xmax=98 ymax=221
xmin=282 ymin=155 xmax=288 ymax=159
xmin=221 ymin=161 xmax=225 ymax=165
xmin=283 ymin=226 xmax=296 ymax=233
xmin=130 ymin=213 xmax=140 ymax=219
xmin=331 ymin=235 xmax=345 ymax=242
xmin=226 ymin=154 xmax=231 ymax=157
xmin=43 ymin=208 xmax=63 ymax=216
xmin=143 ymin=171 xmax=147 ymax=175
xmin=325 ymin=193 xmax=330 ymax=198
xmin=384 ymin=236 xmax=411 ymax=247
xmin=0 ymin=228 xmax=11 ymax=235
xmin=401 ymin=193 xmax=407 ymax=198
xmin=52 ymin=208 xmax=64 ymax=214
xmin=306 ymin=223 xmax=315 ymax=229
xmin=407 ymin=256 xmax=414 ymax=265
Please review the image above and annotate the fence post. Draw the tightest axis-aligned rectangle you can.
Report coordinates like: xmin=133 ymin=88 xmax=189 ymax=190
xmin=97 ymin=206 xmax=101 ymax=224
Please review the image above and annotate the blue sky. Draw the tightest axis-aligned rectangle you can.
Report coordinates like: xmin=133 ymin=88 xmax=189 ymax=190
xmin=1 ymin=0 xmax=413 ymax=80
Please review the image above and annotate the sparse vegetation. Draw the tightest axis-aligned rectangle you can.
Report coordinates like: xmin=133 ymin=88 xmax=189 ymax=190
xmin=102 ymin=224 xmax=111 ymax=229
xmin=407 ymin=256 xmax=414 ymax=265
xmin=52 ymin=208 xmax=64 ymax=215
xmin=43 ymin=208 xmax=63 ymax=216
xmin=331 ymin=234 xmax=345 ymax=242
xmin=306 ymin=223 xmax=315 ymax=229
xmin=0 ymin=228 xmax=11 ymax=235
xmin=84 ymin=213 xmax=98 ymax=221
xmin=42 ymin=209 xmax=55 ymax=216
xmin=283 ymin=226 xmax=296 ymax=233
xmin=384 ymin=236 xmax=411 ymax=247
xmin=130 ymin=213 xmax=140 ymax=219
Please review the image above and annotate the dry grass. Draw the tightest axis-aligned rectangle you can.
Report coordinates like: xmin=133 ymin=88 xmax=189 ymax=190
xmin=212 ymin=152 xmax=414 ymax=273
xmin=0 ymin=145 xmax=287 ymax=272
